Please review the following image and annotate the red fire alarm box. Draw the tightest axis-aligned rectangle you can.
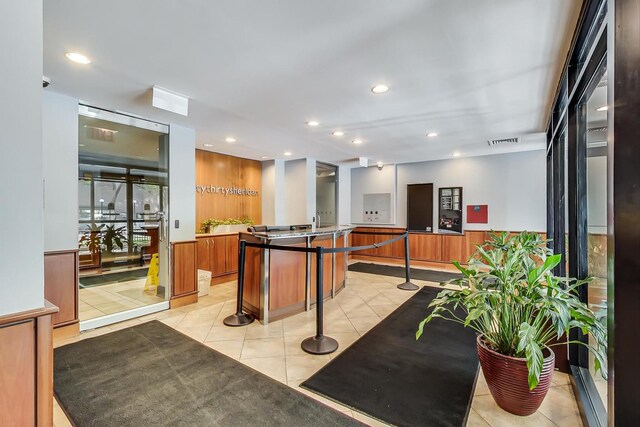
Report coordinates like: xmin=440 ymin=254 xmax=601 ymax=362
xmin=467 ymin=205 xmax=488 ymax=224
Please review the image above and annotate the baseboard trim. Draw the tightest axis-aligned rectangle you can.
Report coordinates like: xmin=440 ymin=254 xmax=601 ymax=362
xmin=169 ymin=293 xmax=198 ymax=309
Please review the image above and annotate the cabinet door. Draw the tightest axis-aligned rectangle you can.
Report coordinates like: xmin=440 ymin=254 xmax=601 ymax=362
xmin=210 ymin=236 xmax=227 ymax=276
xmin=441 ymin=235 xmax=464 ymax=263
xmin=409 ymin=233 xmax=441 ymax=261
xmin=225 ymin=235 xmax=239 ymax=273
xmin=196 ymin=238 xmax=210 ymax=271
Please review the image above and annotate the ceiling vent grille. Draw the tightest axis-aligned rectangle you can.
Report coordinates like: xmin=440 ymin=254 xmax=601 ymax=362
xmin=487 ymin=137 xmax=519 ymax=146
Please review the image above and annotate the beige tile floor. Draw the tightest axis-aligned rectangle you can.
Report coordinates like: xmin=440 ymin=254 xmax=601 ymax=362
xmin=79 ymin=277 xmax=165 ymax=321
xmin=55 ymin=264 xmax=584 ymax=427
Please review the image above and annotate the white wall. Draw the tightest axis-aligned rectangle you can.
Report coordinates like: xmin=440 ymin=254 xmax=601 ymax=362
xmin=261 ymin=159 xmax=286 ymax=225
xmin=337 ymin=165 xmax=351 ymax=225
xmin=43 ymin=92 xmax=78 ymax=251
xmin=284 ymin=159 xmax=310 ymax=224
xmin=350 ymin=164 xmax=397 ymax=224
xmin=169 ymin=124 xmax=196 ymax=241
xmin=351 ymin=150 xmax=546 ymax=232
xmin=0 ymin=0 xmax=44 ymax=315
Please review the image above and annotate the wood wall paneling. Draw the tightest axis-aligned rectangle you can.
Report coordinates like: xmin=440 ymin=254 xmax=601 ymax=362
xmin=0 ymin=303 xmax=57 ymax=427
xmin=334 ymin=234 xmax=346 ymax=287
xmin=171 ymin=241 xmax=197 ymax=297
xmin=242 ymin=245 xmax=262 ymax=313
xmin=310 ymin=237 xmax=333 ymax=301
xmin=269 ymin=243 xmax=307 ymax=311
xmin=44 ymin=250 xmax=78 ymax=327
xmin=441 ymin=235 xmax=465 ymax=263
xmin=409 ymin=233 xmax=442 ymax=261
xmin=195 ymin=150 xmax=262 ymax=231
xmin=463 ymin=231 xmax=486 ymax=262
xmin=0 ymin=321 xmax=35 ymax=426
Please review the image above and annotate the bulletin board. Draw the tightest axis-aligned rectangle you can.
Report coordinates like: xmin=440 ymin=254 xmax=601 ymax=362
xmin=467 ymin=204 xmax=488 ymax=224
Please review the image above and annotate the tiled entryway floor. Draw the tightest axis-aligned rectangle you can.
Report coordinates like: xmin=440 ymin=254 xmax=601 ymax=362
xmin=79 ymin=278 xmax=165 ymax=321
xmin=54 ymin=263 xmax=583 ymax=427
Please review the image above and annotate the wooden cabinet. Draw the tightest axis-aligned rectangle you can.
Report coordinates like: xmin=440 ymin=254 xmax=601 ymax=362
xmin=441 ymin=235 xmax=464 ymax=263
xmin=225 ymin=234 xmax=239 ymax=273
xmin=196 ymin=234 xmax=240 ymax=281
xmin=409 ymin=233 xmax=442 ymax=261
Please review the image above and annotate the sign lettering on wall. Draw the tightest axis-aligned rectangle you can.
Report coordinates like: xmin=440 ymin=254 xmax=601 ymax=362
xmin=196 ymin=185 xmax=259 ymax=197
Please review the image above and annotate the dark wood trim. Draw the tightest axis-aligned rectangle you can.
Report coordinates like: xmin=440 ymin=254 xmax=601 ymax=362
xmin=609 ymin=0 xmax=640 ymax=423
xmin=169 ymin=292 xmax=198 ymax=309
xmin=0 ymin=302 xmax=58 ymax=327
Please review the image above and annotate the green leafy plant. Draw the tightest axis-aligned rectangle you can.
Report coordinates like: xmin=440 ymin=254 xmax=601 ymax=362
xmin=79 ymin=223 xmax=128 ymax=253
xmin=416 ymin=231 xmax=607 ymax=389
xmin=199 ymin=217 xmax=254 ymax=233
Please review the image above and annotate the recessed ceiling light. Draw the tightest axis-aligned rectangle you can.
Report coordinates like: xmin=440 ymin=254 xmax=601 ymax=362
xmin=453 ymin=151 xmax=461 ymax=157
xmin=284 ymin=151 xmax=292 ymax=156
xmin=261 ymin=156 xmax=269 ymax=159
xmin=306 ymin=121 xmax=320 ymax=127
xmin=65 ymin=52 xmax=92 ymax=64
xmin=371 ymin=84 xmax=389 ymax=94
xmin=79 ymin=144 xmax=86 ymax=147
xmin=204 ymin=143 xmax=213 ymax=147
xmin=225 ymin=137 xmax=236 ymax=143
xmin=426 ymin=132 xmax=438 ymax=138
xmin=332 ymin=131 xmax=345 ymax=136
xmin=352 ymin=139 xmax=363 ymax=144
xmin=596 ymin=105 xmax=608 ymax=111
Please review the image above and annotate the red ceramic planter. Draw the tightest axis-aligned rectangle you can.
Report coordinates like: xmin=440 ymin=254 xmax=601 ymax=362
xmin=477 ymin=335 xmax=555 ymax=416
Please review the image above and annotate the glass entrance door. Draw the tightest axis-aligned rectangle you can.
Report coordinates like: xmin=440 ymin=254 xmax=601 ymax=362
xmin=77 ymin=106 xmax=169 ymax=329
xmin=316 ymin=162 xmax=338 ymax=228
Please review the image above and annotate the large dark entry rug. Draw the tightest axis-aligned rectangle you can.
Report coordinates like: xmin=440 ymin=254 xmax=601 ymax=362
xmin=54 ymin=321 xmax=361 ymax=427
xmin=301 ymin=287 xmax=478 ymax=427
xmin=79 ymin=267 xmax=148 ymax=288
xmin=348 ymin=262 xmax=462 ymax=283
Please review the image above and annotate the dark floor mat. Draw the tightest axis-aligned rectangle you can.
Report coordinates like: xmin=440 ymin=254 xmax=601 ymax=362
xmin=302 ymin=286 xmax=478 ymax=427
xmin=349 ymin=262 xmax=462 ymax=283
xmin=79 ymin=268 xmax=148 ymax=288
xmin=54 ymin=321 xmax=362 ymax=427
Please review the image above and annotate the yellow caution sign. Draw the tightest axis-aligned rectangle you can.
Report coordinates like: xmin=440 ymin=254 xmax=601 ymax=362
xmin=144 ymin=253 xmax=159 ymax=295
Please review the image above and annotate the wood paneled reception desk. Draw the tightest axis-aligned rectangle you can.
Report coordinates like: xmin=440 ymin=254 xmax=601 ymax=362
xmin=239 ymin=226 xmax=354 ymax=324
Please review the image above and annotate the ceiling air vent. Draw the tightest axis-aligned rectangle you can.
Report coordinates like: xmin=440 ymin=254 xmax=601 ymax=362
xmin=487 ymin=137 xmax=519 ymax=146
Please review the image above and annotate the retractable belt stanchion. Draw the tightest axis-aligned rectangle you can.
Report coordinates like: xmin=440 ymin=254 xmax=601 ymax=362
xmin=397 ymin=233 xmax=419 ymax=291
xmin=224 ymin=240 xmax=255 ymax=326
xmin=301 ymin=246 xmax=339 ymax=355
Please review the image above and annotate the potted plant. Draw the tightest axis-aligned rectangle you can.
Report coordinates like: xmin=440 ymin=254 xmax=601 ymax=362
xmin=416 ymin=231 xmax=607 ymax=416
xmin=199 ymin=217 xmax=254 ymax=234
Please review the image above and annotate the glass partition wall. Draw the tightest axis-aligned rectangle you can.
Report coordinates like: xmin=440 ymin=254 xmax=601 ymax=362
xmin=77 ymin=106 xmax=170 ymax=329
xmin=316 ymin=162 xmax=338 ymax=228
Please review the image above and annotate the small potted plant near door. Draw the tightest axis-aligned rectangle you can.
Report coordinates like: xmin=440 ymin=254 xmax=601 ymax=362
xmin=416 ymin=231 xmax=607 ymax=416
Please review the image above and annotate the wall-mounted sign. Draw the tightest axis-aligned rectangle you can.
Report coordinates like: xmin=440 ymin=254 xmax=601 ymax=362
xmin=467 ymin=204 xmax=488 ymax=224
xmin=195 ymin=185 xmax=259 ymax=197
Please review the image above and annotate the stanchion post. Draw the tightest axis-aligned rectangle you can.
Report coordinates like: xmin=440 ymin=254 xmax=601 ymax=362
xmin=301 ymin=246 xmax=339 ymax=354
xmin=224 ymin=240 xmax=255 ymax=326
xmin=397 ymin=233 xmax=419 ymax=291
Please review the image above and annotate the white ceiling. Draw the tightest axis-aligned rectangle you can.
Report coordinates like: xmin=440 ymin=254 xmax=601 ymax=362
xmin=43 ymin=0 xmax=582 ymax=165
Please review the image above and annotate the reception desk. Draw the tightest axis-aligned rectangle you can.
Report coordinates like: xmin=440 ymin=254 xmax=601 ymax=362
xmin=239 ymin=226 xmax=354 ymax=324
